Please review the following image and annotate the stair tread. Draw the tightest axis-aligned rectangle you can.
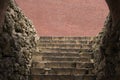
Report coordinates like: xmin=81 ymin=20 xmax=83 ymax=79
xmin=37 ymin=52 xmax=80 ymax=54
xmin=40 ymin=47 xmax=90 ymax=50
xmin=31 ymin=67 xmax=93 ymax=69
xmin=32 ymin=56 xmax=92 ymax=62
xmin=39 ymin=56 xmax=91 ymax=59
xmin=33 ymin=53 xmax=93 ymax=57
xmin=32 ymin=61 xmax=94 ymax=68
xmin=33 ymin=53 xmax=80 ymax=57
xmin=39 ymin=43 xmax=91 ymax=46
xmin=31 ymin=74 xmax=95 ymax=76
xmin=32 ymin=61 xmax=93 ymax=63
xmin=30 ymin=74 xmax=96 ymax=80
xmin=41 ymin=48 xmax=90 ymax=50
xmin=33 ymin=56 xmax=91 ymax=58
xmin=35 ymin=52 xmax=79 ymax=54
xmin=31 ymin=68 xmax=94 ymax=74
xmin=41 ymin=48 xmax=93 ymax=53
xmin=37 ymin=50 xmax=93 ymax=55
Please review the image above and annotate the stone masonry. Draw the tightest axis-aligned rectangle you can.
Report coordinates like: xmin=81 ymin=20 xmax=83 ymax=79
xmin=0 ymin=0 xmax=38 ymax=80
xmin=31 ymin=37 xmax=96 ymax=80
xmin=1 ymin=0 xmax=118 ymax=80
xmin=95 ymin=14 xmax=120 ymax=80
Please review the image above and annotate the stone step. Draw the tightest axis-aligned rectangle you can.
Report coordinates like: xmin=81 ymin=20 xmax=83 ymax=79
xmin=40 ymin=44 xmax=90 ymax=48
xmin=39 ymin=44 xmax=91 ymax=49
xmin=40 ymin=48 xmax=80 ymax=53
xmin=40 ymin=47 xmax=91 ymax=51
xmin=33 ymin=52 xmax=93 ymax=58
xmin=30 ymin=74 xmax=96 ymax=80
xmin=39 ymin=36 xmax=92 ymax=40
xmin=33 ymin=52 xmax=93 ymax=59
xmin=39 ymin=40 xmax=90 ymax=44
xmin=32 ymin=56 xmax=91 ymax=62
xmin=40 ymin=48 xmax=93 ymax=53
xmin=40 ymin=49 xmax=91 ymax=53
xmin=79 ymin=53 xmax=93 ymax=59
xmin=31 ymin=68 xmax=93 ymax=75
xmin=33 ymin=52 xmax=79 ymax=57
xmin=32 ymin=61 xmax=94 ymax=68
xmin=40 ymin=49 xmax=78 ymax=53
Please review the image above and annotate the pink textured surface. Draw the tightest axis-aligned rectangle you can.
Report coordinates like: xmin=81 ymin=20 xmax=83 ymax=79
xmin=16 ymin=0 xmax=108 ymax=36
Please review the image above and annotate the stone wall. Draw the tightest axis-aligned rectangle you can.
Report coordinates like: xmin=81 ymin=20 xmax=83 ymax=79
xmin=94 ymin=14 xmax=120 ymax=80
xmin=0 ymin=0 xmax=9 ymax=26
xmin=93 ymin=15 xmax=111 ymax=80
xmin=0 ymin=0 xmax=38 ymax=80
xmin=93 ymin=29 xmax=105 ymax=78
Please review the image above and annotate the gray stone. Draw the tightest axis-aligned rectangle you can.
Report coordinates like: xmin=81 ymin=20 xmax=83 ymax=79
xmin=0 ymin=0 xmax=39 ymax=80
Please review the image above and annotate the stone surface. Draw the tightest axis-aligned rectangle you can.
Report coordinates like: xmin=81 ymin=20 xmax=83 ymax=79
xmin=0 ymin=0 xmax=9 ymax=26
xmin=0 ymin=0 xmax=38 ymax=80
xmin=94 ymin=14 xmax=120 ymax=80
xmin=31 ymin=37 xmax=95 ymax=80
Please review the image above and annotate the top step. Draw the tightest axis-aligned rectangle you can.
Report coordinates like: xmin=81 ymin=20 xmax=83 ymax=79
xmin=39 ymin=37 xmax=93 ymax=41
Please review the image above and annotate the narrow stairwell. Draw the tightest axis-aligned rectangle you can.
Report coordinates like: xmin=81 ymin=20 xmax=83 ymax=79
xmin=30 ymin=37 xmax=96 ymax=80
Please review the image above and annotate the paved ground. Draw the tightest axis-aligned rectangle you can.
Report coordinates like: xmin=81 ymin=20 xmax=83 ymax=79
xmin=16 ymin=0 xmax=108 ymax=36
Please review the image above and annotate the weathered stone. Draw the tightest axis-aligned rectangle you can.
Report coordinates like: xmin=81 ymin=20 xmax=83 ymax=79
xmin=31 ymin=37 xmax=95 ymax=80
xmin=0 ymin=0 xmax=38 ymax=80
xmin=94 ymin=13 xmax=120 ymax=80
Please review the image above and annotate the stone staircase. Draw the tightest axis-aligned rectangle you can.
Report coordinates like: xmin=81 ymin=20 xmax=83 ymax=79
xmin=30 ymin=37 xmax=96 ymax=80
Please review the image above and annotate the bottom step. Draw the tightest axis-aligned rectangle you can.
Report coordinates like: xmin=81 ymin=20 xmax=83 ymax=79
xmin=31 ymin=68 xmax=93 ymax=75
xmin=30 ymin=74 xmax=96 ymax=80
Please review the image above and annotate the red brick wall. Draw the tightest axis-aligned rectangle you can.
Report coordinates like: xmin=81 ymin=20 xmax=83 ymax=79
xmin=16 ymin=0 xmax=108 ymax=36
